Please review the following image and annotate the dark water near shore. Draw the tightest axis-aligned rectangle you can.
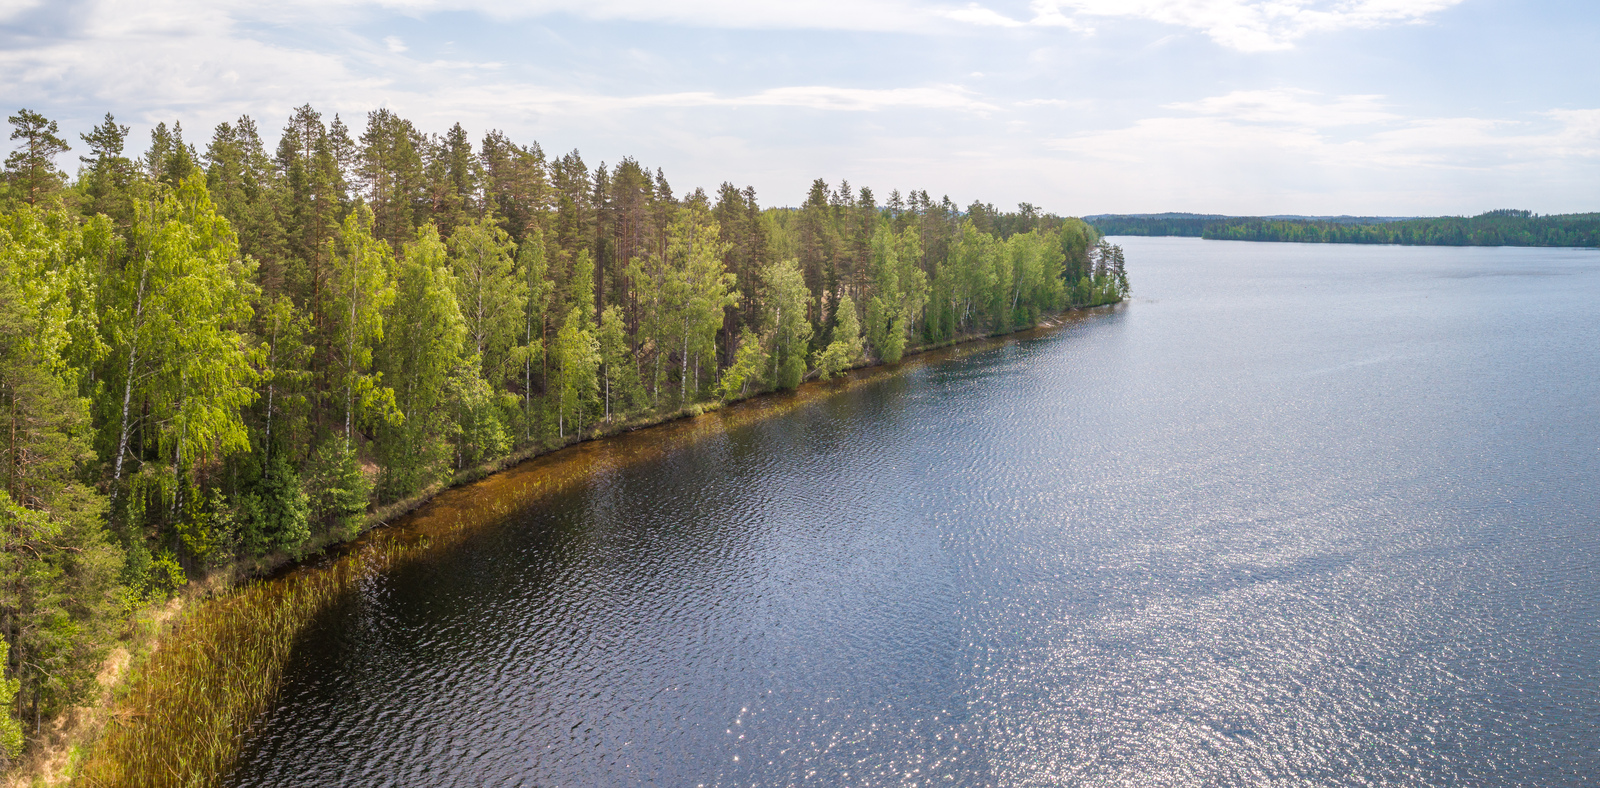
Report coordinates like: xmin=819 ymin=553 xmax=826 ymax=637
xmin=230 ymin=237 xmax=1600 ymax=787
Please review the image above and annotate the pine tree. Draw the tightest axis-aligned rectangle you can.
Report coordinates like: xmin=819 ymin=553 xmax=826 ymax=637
xmin=77 ymin=113 xmax=136 ymax=226
xmin=4 ymin=110 xmax=70 ymax=207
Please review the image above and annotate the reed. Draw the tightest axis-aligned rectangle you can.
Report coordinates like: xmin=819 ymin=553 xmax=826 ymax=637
xmin=71 ymin=547 xmax=400 ymax=788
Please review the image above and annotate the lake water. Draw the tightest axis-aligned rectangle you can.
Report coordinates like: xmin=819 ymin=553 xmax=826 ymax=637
xmin=230 ymin=237 xmax=1600 ymax=787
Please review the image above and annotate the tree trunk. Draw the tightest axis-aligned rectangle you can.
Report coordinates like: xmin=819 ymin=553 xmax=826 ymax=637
xmin=112 ymin=265 xmax=149 ymax=490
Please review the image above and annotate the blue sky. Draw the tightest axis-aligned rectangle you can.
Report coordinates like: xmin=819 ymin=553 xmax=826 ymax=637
xmin=2 ymin=0 xmax=1595 ymax=215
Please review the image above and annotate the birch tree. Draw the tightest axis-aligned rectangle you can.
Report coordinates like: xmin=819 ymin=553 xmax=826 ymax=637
xmin=449 ymin=217 xmax=524 ymax=385
xmin=762 ymin=259 xmax=813 ymax=390
xmin=325 ymin=204 xmax=397 ymax=445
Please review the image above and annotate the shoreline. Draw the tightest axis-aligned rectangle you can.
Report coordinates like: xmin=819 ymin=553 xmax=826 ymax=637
xmin=22 ymin=301 xmax=1122 ymax=787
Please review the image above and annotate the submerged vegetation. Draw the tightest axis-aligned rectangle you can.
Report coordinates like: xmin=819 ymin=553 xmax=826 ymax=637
xmin=1090 ymin=210 xmax=1600 ymax=247
xmin=0 ymin=104 xmax=1127 ymax=779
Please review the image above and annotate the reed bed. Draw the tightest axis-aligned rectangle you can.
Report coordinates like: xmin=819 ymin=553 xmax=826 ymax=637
xmin=72 ymin=544 xmax=409 ymax=788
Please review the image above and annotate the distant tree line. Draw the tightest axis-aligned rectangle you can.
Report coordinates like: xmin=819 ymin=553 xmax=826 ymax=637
xmin=1084 ymin=214 xmax=1223 ymax=237
xmin=1089 ymin=210 xmax=1600 ymax=247
xmin=0 ymin=105 xmax=1126 ymax=762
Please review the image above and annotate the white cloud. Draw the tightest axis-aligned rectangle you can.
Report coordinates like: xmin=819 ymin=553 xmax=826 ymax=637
xmin=0 ymin=0 xmax=998 ymax=123
xmin=1057 ymin=91 xmax=1600 ymax=169
xmin=940 ymin=4 xmax=1025 ymax=27
xmin=1169 ymin=89 xmax=1396 ymax=126
xmin=7 ymin=0 xmax=1466 ymax=52
xmin=1047 ymin=90 xmax=1600 ymax=213
xmin=1032 ymin=0 xmax=1465 ymax=51
xmin=0 ymin=0 xmax=42 ymax=21
xmin=430 ymin=84 xmax=996 ymax=116
xmin=267 ymin=0 xmax=943 ymax=32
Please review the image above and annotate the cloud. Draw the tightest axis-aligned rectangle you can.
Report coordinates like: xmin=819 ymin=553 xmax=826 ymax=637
xmin=1057 ymin=90 xmax=1600 ymax=168
xmin=1016 ymin=98 xmax=1093 ymax=109
xmin=260 ymin=0 xmax=943 ymax=32
xmin=0 ymin=0 xmax=995 ymax=131
xmin=1168 ymin=89 xmax=1396 ymax=127
xmin=430 ymin=84 xmax=996 ymax=117
xmin=940 ymin=4 xmax=1025 ymax=27
xmin=1047 ymin=90 xmax=1600 ymax=213
xmin=0 ymin=0 xmax=42 ymax=21
xmin=1031 ymin=0 xmax=1466 ymax=51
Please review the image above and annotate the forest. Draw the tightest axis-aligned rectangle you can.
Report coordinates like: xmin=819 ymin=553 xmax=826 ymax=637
xmin=1084 ymin=213 xmax=1225 ymax=237
xmin=1089 ymin=210 xmax=1600 ymax=247
xmin=0 ymin=105 xmax=1125 ymax=764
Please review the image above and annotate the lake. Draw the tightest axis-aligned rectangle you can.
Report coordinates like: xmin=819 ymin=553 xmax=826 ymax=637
xmin=230 ymin=237 xmax=1600 ymax=786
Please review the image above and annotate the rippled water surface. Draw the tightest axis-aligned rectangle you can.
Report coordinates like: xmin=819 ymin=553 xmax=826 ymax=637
xmin=231 ymin=238 xmax=1600 ymax=786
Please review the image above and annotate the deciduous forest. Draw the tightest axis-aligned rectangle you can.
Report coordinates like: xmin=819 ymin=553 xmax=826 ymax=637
xmin=0 ymin=105 xmax=1126 ymax=763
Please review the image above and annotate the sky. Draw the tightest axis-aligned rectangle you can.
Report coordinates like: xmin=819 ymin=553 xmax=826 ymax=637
xmin=1 ymin=0 xmax=1596 ymax=216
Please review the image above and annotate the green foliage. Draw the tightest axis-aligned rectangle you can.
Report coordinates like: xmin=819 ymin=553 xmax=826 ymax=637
xmin=77 ymin=113 xmax=138 ymax=227
xmin=375 ymin=226 xmax=465 ymax=499
xmin=667 ymin=201 xmax=738 ymax=404
xmin=255 ymin=294 xmax=314 ymax=461
xmin=514 ymin=231 xmax=552 ymax=436
xmin=553 ymin=306 xmax=600 ymax=437
xmin=597 ymin=305 xmax=641 ymax=419
xmin=814 ymin=293 xmax=863 ymax=380
xmin=238 ymin=454 xmax=310 ymax=557
xmin=176 ymin=485 xmax=237 ymax=567
xmin=0 ymin=641 xmax=22 ymax=765
xmin=716 ymin=329 xmax=768 ymax=401
xmin=102 ymin=173 xmax=259 ymax=511
xmin=5 ymin=109 xmax=71 ymax=206
xmin=762 ymin=258 xmax=813 ymax=390
xmin=447 ymin=356 xmax=510 ymax=469
xmin=1084 ymin=213 xmax=1219 ymax=237
xmin=449 ymin=217 xmax=525 ymax=385
xmin=307 ymin=437 xmax=370 ymax=540
xmin=865 ymin=221 xmax=928 ymax=363
xmin=326 ymin=204 xmax=398 ymax=442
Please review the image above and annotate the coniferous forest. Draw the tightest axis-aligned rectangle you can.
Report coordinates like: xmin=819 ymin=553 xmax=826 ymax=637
xmin=1089 ymin=210 xmax=1600 ymax=247
xmin=0 ymin=105 xmax=1126 ymax=761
